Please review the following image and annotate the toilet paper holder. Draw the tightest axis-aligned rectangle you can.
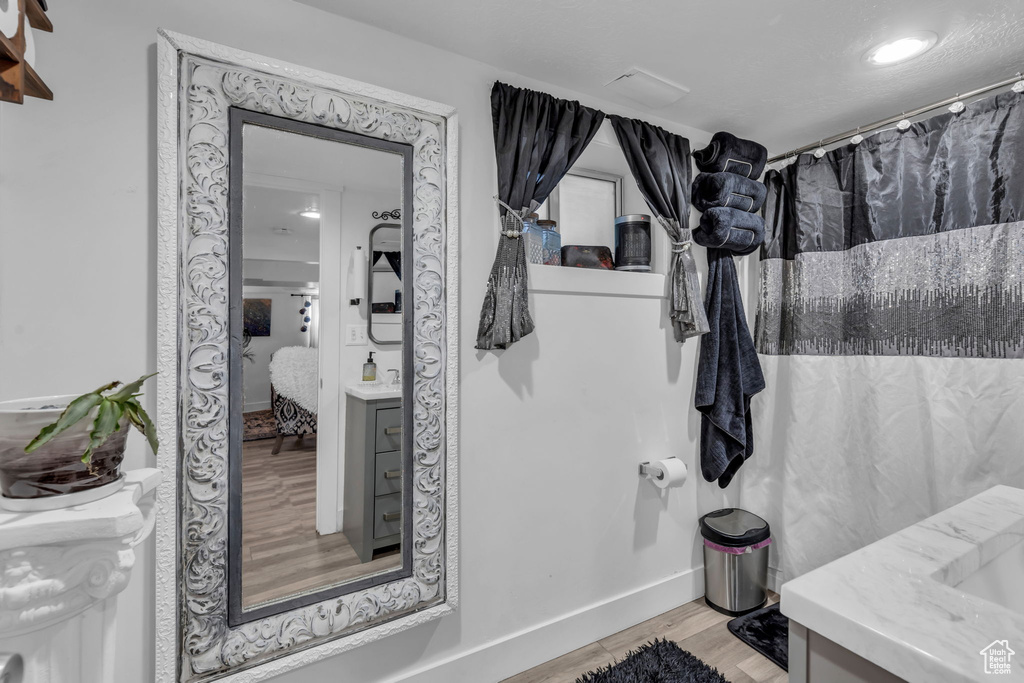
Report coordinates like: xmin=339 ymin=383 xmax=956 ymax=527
xmin=639 ymin=458 xmax=676 ymax=481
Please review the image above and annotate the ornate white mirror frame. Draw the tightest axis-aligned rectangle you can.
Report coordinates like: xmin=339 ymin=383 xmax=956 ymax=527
xmin=154 ymin=30 xmax=459 ymax=683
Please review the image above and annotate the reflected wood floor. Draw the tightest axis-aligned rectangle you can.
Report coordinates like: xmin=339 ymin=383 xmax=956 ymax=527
xmin=241 ymin=435 xmax=400 ymax=608
xmin=502 ymin=593 xmax=786 ymax=683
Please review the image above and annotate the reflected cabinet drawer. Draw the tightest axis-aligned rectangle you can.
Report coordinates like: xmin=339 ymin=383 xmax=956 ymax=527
xmin=375 ymin=407 xmax=402 ymax=453
xmin=374 ymin=451 xmax=402 ymax=496
xmin=374 ymin=492 xmax=402 ymax=539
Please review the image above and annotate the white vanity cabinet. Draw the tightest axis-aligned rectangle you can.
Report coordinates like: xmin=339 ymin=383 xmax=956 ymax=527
xmin=343 ymin=396 xmax=402 ymax=563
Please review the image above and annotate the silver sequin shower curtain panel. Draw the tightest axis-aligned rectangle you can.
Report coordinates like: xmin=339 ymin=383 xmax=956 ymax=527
xmin=756 ymin=90 xmax=1024 ymax=358
xmin=476 ymin=82 xmax=605 ymax=350
xmin=742 ymin=90 xmax=1024 ymax=587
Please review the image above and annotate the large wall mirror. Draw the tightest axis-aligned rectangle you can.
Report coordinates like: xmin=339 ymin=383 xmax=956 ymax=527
xmin=156 ymin=31 xmax=458 ymax=682
xmin=230 ymin=110 xmax=414 ymax=623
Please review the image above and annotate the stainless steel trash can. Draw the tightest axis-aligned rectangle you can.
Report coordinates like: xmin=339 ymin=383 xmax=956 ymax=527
xmin=700 ymin=508 xmax=771 ymax=616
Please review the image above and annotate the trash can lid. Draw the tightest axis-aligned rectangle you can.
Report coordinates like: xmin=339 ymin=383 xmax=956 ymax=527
xmin=699 ymin=508 xmax=770 ymax=547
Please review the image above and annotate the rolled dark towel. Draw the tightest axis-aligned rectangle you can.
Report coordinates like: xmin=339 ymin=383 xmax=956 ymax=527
xmin=694 ymin=207 xmax=765 ymax=255
xmin=693 ymin=132 xmax=768 ymax=179
xmin=692 ymin=172 xmax=767 ymax=213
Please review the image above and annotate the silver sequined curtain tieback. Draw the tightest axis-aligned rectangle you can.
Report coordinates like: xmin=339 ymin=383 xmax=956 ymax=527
xmin=655 ymin=216 xmax=691 ymax=253
xmin=493 ymin=196 xmax=525 ymax=238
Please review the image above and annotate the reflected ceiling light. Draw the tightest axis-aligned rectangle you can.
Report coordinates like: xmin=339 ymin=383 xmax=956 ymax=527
xmin=299 ymin=207 xmax=321 ymax=219
xmin=863 ymin=32 xmax=938 ymax=66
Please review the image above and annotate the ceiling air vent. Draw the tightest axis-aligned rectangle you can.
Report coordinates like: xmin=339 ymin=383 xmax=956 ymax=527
xmin=604 ymin=68 xmax=689 ymax=109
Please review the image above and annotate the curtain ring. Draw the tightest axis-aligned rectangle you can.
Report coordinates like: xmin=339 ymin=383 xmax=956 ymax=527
xmin=1013 ymin=72 xmax=1024 ymax=94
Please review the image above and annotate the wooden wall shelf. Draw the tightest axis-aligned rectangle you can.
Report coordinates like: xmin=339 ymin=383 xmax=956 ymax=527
xmin=25 ymin=0 xmax=52 ymax=33
xmin=0 ymin=0 xmax=53 ymax=104
xmin=23 ymin=61 xmax=52 ymax=99
xmin=0 ymin=30 xmax=18 ymax=62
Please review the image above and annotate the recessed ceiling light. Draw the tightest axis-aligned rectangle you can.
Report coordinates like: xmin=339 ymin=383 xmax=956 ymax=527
xmin=299 ymin=208 xmax=321 ymax=219
xmin=863 ymin=32 xmax=938 ymax=66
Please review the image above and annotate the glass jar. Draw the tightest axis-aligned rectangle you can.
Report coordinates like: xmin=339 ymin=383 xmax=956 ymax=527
xmin=537 ymin=219 xmax=561 ymax=266
xmin=521 ymin=213 xmax=544 ymax=264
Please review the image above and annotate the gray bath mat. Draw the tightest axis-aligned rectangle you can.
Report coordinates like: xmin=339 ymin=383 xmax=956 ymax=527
xmin=727 ymin=603 xmax=788 ymax=671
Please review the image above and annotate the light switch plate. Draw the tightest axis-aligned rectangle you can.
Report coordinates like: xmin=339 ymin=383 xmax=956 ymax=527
xmin=345 ymin=324 xmax=368 ymax=346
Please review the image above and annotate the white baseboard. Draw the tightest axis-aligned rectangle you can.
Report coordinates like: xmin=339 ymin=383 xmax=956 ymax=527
xmin=245 ymin=401 xmax=272 ymax=412
xmin=390 ymin=567 xmax=705 ymax=683
xmin=767 ymin=566 xmax=782 ymax=594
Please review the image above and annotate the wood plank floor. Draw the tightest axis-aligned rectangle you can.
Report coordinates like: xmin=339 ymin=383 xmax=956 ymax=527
xmin=502 ymin=593 xmax=786 ymax=683
xmin=241 ymin=434 xmax=400 ymax=608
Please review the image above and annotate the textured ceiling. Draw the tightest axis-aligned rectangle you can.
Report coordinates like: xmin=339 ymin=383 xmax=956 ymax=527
xmin=296 ymin=0 xmax=1024 ymax=153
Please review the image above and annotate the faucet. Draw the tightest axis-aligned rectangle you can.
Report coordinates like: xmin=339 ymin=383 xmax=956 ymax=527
xmin=386 ymin=369 xmax=400 ymax=386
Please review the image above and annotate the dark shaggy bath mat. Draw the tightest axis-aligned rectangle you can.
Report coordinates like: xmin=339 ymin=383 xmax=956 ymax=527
xmin=575 ymin=639 xmax=729 ymax=683
xmin=727 ymin=603 xmax=788 ymax=671
xmin=243 ymin=409 xmax=277 ymax=441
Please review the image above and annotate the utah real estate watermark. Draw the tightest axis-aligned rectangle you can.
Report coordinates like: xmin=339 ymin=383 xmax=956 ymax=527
xmin=980 ymin=640 xmax=1015 ymax=675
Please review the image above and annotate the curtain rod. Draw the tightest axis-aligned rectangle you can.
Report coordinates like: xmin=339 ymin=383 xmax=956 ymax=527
xmin=767 ymin=71 xmax=1024 ymax=164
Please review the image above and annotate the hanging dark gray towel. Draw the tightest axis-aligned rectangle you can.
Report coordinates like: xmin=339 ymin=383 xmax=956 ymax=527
xmin=693 ymin=132 xmax=768 ymax=179
xmin=694 ymin=248 xmax=766 ymax=488
xmin=692 ymin=172 xmax=768 ymax=213
xmin=696 ymin=207 xmax=765 ymax=255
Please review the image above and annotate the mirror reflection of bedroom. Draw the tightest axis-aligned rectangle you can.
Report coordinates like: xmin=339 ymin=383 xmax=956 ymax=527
xmin=239 ymin=122 xmax=405 ymax=610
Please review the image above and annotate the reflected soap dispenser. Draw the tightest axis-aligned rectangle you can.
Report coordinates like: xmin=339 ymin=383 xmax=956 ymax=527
xmin=362 ymin=352 xmax=377 ymax=382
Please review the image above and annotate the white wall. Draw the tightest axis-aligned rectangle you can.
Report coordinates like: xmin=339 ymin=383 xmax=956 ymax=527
xmin=0 ymin=2 xmax=744 ymax=681
xmin=241 ymin=286 xmax=313 ymax=412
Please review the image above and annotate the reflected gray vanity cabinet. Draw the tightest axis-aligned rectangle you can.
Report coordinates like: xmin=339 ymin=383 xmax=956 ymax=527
xmin=344 ymin=397 xmax=402 ymax=562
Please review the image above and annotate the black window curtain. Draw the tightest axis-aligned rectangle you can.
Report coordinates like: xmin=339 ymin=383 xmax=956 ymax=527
xmin=476 ymin=82 xmax=606 ymax=350
xmin=372 ymin=251 xmax=401 ymax=280
xmin=609 ymin=116 xmax=710 ymax=342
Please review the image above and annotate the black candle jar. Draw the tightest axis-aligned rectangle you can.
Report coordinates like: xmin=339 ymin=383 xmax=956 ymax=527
xmin=614 ymin=214 xmax=652 ymax=271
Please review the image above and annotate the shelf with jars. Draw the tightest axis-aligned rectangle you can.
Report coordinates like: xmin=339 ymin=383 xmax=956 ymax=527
xmin=523 ymin=212 xmax=668 ymax=299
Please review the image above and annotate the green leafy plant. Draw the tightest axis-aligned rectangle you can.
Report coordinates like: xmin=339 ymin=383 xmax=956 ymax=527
xmin=24 ymin=373 xmax=159 ymax=464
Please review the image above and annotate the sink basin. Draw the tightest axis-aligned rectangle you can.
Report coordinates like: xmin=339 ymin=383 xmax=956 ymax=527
xmin=956 ymin=538 xmax=1024 ymax=616
xmin=345 ymin=382 xmax=401 ymax=401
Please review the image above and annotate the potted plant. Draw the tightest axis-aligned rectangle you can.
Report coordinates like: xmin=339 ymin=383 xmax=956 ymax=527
xmin=0 ymin=373 xmax=158 ymax=507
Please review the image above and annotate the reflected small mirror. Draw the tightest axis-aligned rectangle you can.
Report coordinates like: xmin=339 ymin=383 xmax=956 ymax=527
xmin=368 ymin=224 xmax=403 ymax=344
xmin=230 ymin=110 xmax=412 ymax=624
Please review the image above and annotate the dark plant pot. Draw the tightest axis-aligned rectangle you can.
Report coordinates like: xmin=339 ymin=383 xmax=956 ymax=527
xmin=0 ymin=395 xmax=128 ymax=500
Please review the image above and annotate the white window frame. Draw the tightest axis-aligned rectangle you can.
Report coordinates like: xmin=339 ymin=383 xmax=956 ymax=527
xmin=538 ymin=167 xmax=623 ymax=225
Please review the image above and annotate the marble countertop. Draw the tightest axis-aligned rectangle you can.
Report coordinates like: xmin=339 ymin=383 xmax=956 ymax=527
xmin=781 ymin=485 xmax=1024 ymax=683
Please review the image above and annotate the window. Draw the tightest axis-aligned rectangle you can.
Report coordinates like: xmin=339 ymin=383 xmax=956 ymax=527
xmin=537 ymin=168 xmax=623 ymax=246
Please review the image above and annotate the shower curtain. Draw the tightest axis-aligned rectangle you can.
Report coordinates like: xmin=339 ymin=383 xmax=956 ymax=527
xmin=742 ymin=90 xmax=1024 ymax=584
